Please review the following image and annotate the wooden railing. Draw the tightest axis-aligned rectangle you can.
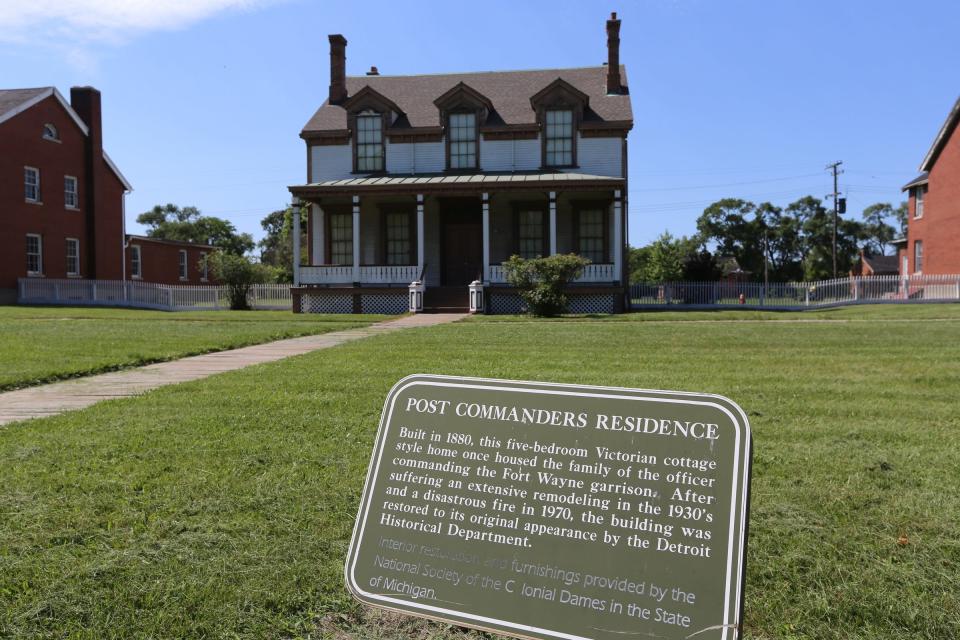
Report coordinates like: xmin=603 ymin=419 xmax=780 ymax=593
xmin=299 ymin=265 xmax=419 ymax=285
xmin=487 ymin=263 xmax=619 ymax=284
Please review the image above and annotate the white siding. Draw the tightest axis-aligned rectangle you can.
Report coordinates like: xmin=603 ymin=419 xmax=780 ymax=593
xmin=385 ymin=141 xmax=414 ymax=174
xmin=480 ymin=138 xmax=542 ymax=172
xmin=573 ymin=135 xmax=622 ymax=178
xmin=311 ymin=145 xmax=353 ymax=182
xmin=414 ymin=141 xmax=445 ymax=173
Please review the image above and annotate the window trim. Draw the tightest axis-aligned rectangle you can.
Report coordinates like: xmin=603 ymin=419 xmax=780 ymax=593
xmin=445 ymin=110 xmax=480 ymax=171
xmin=178 ymin=249 xmax=188 ymax=281
xmin=130 ymin=244 xmax=142 ymax=279
xmin=512 ymin=202 xmax=549 ymax=259
xmin=572 ymin=200 xmax=612 ymax=264
xmin=379 ymin=207 xmax=416 ymax=266
xmin=913 ymin=240 xmax=923 ymax=274
xmin=914 ymin=185 xmax=926 ymax=219
xmin=42 ymin=123 xmax=60 ymax=142
xmin=325 ymin=207 xmax=354 ymax=266
xmin=64 ymin=175 xmax=79 ymax=210
xmin=26 ymin=233 xmax=43 ymax=276
xmin=542 ymin=108 xmax=577 ymax=169
xmin=352 ymin=110 xmax=386 ymax=174
xmin=66 ymin=238 xmax=80 ymax=277
xmin=24 ymin=166 xmax=41 ymax=203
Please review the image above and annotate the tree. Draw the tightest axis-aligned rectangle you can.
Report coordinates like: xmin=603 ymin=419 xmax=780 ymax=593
xmin=502 ymin=253 xmax=589 ymax=317
xmin=631 ymin=233 xmax=718 ymax=282
xmin=696 ymin=199 xmax=764 ymax=276
xmin=258 ymin=207 xmax=307 ymax=283
xmin=207 ymin=252 xmax=272 ymax=310
xmin=628 ymin=245 xmax=651 ymax=284
xmin=860 ymin=203 xmax=898 ymax=255
xmin=893 ymin=201 xmax=909 ymax=238
xmin=137 ymin=204 xmax=254 ymax=255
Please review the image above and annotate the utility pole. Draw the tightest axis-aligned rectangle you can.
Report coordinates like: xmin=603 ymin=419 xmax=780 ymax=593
xmin=826 ymin=161 xmax=844 ymax=278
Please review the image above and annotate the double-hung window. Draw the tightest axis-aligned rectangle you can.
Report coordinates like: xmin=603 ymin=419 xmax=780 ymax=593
xmin=66 ymin=238 xmax=80 ymax=276
xmin=329 ymin=213 xmax=353 ymax=265
xmin=64 ymin=176 xmax=78 ymax=209
xmin=915 ymin=185 xmax=926 ymax=218
xmin=517 ymin=209 xmax=546 ymax=259
xmin=131 ymin=245 xmax=142 ymax=278
xmin=385 ymin=212 xmax=412 ymax=265
xmin=544 ymin=109 xmax=574 ymax=167
xmin=914 ymin=240 xmax=923 ymax=273
xmin=25 ymin=167 xmax=40 ymax=202
xmin=26 ymin=234 xmax=43 ymax=275
xmin=577 ymin=208 xmax=606 ymax=263
xmin=448 ymin=112 xmax=477 ymax=169
xmin=178 ymin=250 xmax=188 ymax=280
xmin=356 ymin=111 xmax=384 ymax=172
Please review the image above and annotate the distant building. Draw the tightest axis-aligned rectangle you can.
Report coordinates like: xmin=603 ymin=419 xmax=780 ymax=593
xmin=900 ymin=96 xmax=960 ymax=275
xmin=851 ymin=250 xmax=899 ymax=277
xmin=0 ymin=86 xmax=131 ymax=302
xmin=288 ymin=13 xmax=632 ymax=313
xmin=125 ymin=235 xmax=217 ymax=286
xmin=1 ymin=87 xmax=219 ymax=303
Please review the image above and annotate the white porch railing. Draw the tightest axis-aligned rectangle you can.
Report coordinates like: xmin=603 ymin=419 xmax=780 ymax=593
xmin=487 ymin=263 xmax=619 ymax=284
xmin=299 ymin=265 xmax=418 ymax=285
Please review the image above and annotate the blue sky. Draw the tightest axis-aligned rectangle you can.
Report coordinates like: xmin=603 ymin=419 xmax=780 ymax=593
xmin=2 ymin=0 xmax=958 ymax=249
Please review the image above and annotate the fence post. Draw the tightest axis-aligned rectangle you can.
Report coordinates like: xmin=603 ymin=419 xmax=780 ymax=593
xmin=760 ymin=285 xmax=766 ymax=308
xmin=167 ymin=287 xmax=174 ymax=310
xmin=805 ymin=287 xmax=810 ymax=307
xmin=665 ymin=284 xmax=671 ymax=305
xmin=853 ymin=277 xmax=860 ymax=301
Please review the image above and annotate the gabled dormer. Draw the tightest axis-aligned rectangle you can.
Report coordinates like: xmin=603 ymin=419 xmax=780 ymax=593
xmin=530 ymin=78 xmax=589 ymax=168
xmin=342 ymin=86 xmax=403 ymax=173
xmin=434 ymin=82 xmax=493 ymax=170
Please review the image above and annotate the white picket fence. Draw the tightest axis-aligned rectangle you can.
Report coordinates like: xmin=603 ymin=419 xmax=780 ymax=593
xmin=18 ymin=278 xmax=292 ymax=311
xmin=630 ymin=274 xmax=960 ymax=310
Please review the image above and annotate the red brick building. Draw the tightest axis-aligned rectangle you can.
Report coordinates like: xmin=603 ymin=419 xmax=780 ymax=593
xmin=900 ymin=96 xmax=960 ymax=275
xmin=0 ymin=86 xmax=132 ymax=302
xmin=125 ymin=235 xmax=217 ymax=285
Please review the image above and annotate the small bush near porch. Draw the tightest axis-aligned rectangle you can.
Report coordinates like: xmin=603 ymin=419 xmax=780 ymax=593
xmin=0 ymin=304 xmax=958 ymax=639
xmin=502 ymin=253 xmax=590 ymax=316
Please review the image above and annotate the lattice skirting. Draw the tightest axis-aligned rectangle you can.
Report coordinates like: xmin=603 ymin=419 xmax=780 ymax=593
xmin=300 ymin=293 xmax=353 ymax=314
xmin=487 ymin=292 xmax=617 ymax=315
xmin=360 ymin=294 xmax=408 ymax=314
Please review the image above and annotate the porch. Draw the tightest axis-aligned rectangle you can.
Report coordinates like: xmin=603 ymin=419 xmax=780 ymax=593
xmin=288 ymin=172 xmax=627 ymax=312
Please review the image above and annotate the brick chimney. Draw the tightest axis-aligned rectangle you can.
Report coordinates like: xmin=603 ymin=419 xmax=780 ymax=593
xmin=70 ymin=86 xmax=105 ymax=277
xmin=329 ymin=34 xmax=348 ymax=104
xmin=606 ymin=12 xmax=622 ymax=95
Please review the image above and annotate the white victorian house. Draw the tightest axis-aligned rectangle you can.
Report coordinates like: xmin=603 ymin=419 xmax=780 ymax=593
xmin=288 ymin=13 xmax=633 ymax=314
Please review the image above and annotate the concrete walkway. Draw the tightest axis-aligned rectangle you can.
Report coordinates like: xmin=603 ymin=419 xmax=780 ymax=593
xmin=0 ymin=313 xmax=466 ymax=426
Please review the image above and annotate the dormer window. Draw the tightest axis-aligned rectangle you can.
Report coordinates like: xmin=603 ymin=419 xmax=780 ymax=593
xmin=914 ymin=185 xmax=926 ymax=218
xmin=448 ymin=112 xmax=477 ymax=169
xmin=356 ymin=110 xmax=384 ymax=172
xmin=42 ymin=123 xmax=59 ymax=141
xmin=545 ymin=110 xmax=574 ymax=167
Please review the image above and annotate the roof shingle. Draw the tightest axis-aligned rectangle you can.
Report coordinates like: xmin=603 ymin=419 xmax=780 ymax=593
xmin=302 ymin=65 xmax=632 ymax=133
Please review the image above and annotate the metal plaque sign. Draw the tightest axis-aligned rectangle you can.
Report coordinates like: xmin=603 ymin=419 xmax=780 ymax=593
xmin=346 ymin=375 xmax=752 ymax=640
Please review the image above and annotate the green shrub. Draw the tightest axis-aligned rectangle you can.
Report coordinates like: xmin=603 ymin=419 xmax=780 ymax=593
xmin=502 ymin=254 xmax=589 ymax=317
xmin=207 ymin=252 xmax=273 ymax=310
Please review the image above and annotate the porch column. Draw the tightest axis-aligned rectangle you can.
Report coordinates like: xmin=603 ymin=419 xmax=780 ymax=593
xmin=613 ymin=190 xmax=623 ymax=284
xmin=292 ymin=197 xmax=301 ymax=286
xmin=549 ymin=191 xmax=558 ymax=255
xmin=312 ymin=205 xmax=324 ymax=264
xmin=482 ymin=193 xmax=490 ymax=284
xmin=352 ymin=195 xmax=360 ymax=283
xmin=416 ymin=194 xmax=425 ymax=277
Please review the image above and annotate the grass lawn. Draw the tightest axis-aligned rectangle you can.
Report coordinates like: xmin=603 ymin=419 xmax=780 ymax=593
xmin=1 ymin=304 xmax=958 ymax=639
xmin=0 ymin=306 xmax=389 ymax=391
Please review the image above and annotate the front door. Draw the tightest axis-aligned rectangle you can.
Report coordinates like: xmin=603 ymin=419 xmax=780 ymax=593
xmin=441 ymin=201 xmax=483 ymax=285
